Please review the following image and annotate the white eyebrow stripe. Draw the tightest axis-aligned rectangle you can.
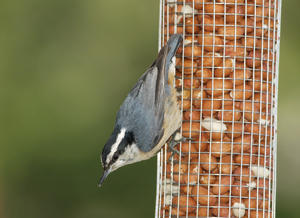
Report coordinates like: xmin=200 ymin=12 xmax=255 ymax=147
xmin=106 ymin=128 xmax=126 ymax=164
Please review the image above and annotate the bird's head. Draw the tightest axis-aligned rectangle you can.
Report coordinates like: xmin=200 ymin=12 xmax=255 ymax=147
xmin=99 ymin=126 xmax=141 ymax=187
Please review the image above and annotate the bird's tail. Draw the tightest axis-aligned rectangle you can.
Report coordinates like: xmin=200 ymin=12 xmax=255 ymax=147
xmin=150 ymin=34 xmax=182 ymax=95
xmin=164 ymin=34 xmax=183 ymax=81
xmin=166 ymin=34 xmax=183 ymax=64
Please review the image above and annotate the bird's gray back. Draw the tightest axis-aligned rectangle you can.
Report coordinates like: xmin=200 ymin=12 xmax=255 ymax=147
xmin=115 ymin=35 xmax=182 ymax=153
xmin=116 ymin=66 xmax=165 ymax=152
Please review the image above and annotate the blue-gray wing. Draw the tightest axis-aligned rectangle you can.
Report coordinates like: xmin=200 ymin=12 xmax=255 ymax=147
xmin=116 ymin=34 xmax=182 ymax=152
xmin=116 ymin=64 xmax=165 ymax=152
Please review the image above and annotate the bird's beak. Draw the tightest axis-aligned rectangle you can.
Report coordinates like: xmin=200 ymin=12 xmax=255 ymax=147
xmin=98 ymin=168 xmax=111 ymax=187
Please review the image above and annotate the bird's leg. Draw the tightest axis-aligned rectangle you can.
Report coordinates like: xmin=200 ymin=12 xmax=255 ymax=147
xmin=167 ymin=129 xmax=193 ymax=160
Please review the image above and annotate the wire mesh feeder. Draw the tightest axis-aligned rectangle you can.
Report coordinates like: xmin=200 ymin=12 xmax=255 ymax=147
xmin=155 ymin=0 xmax=282 ymax=217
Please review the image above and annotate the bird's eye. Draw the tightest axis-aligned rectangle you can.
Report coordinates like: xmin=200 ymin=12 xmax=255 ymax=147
xmin=112 ymin=154 xmax=118 ymax=161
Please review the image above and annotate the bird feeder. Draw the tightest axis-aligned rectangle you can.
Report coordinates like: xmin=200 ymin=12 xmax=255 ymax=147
xmin=155 ymin=0 xmax=282 ymax=217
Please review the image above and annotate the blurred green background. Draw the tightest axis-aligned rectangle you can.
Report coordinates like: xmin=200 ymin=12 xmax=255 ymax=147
xmin=0 ymin=0 xmax=299 ymax=217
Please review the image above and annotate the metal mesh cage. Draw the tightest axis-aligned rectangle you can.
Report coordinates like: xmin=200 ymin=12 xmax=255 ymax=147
xmin=155 ymin=0 xmax=281 ymax=217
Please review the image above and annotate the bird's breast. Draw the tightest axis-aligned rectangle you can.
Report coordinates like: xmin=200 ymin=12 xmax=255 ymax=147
xmin=147 ymin=84 xmax=181 ymax=157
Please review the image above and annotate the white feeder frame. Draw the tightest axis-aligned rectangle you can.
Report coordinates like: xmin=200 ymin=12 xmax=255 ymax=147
xmin=155 ymin=0 xmax=282 ymax=217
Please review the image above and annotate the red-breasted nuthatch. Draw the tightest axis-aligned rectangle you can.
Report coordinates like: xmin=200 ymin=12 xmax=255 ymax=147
xmin=99 ymin=34 xmax=183 ymax=187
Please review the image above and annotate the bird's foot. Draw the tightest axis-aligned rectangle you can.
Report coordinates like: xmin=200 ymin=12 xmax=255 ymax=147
xmin=167 ymin=130 xmax=193 ymax=161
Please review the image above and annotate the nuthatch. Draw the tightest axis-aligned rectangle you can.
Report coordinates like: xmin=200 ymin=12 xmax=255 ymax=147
xmin=99 ymin=34 xmax=183 ymax=187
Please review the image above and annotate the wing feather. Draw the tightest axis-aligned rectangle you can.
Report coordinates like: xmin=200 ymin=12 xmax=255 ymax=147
xmin=116 ymin=35 xmax=182 ymax=152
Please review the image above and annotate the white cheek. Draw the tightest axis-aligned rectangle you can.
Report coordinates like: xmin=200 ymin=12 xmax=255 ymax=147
xmin=121 ymin=144 xmax=142 ymax=162
xmin=120 ymin=144 xmax=144 ymax=164
xmin=112 ymin=159 xmax=126 ymax=171
xmin=111 ymin=144 xmax=145 ymax=172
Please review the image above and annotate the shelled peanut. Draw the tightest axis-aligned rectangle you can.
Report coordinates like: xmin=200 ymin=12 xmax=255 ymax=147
xmin=159 ymin=0 xmax=279 ymax=217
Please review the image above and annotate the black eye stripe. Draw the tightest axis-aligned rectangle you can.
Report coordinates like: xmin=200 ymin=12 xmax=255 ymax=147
xmin=113 ymin=154 xmax=118 ymax=160
xmin=109 ymin=153 xmax=118 ymax=166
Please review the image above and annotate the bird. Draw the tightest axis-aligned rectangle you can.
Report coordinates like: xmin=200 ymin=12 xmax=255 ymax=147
xmin=99 ymin=34 xmax=183 ymax=187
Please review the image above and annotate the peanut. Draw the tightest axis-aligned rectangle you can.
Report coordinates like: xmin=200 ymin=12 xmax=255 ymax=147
xmin=200 ymin=172 xmax=217 ymax=185
xmin=217 ymin=105 xmax=242 ymax=122
xmin=194 ymin=68 xmax=213 ymax=83
xmin=238 ymin=101 xmax=261 ymax=122
xmin=201 ymin=99 xmax=222 ymax=116
xmin=212 ymin=176 xmax=232 ymax=195
xmin=234 ymin=154 xmax=257 ymax=165
xmin=226 ymin=5 xmax=245 ymax=24
xmin=183 ymin=78 xmax=201 ymax=89
xmin=225 ymin=40 xmax=247 ymax=60
xmin=230 ymin=84 xmax=253 ymax=100
xmin=172 ymin=195 xmax=197 ymax=214
xmin=220 ymin=0 xmax=246 ymax=3
xmin=211 ymin=202 xmax=230 ymax=217
xmin=182 ymin=122 xmax=201 ymax=138
xmin=190 ymin=207 xmax=208 ymax=217
xmin=183 ymin=110 xmax=201 ymax=121
xmin=226 ymin=122 xmax=244 ymax=138
xmin=183 ymin=161 xmax=202 ymax=184
xmin=204 ymin=3 xmax=225 ymax=15
xmin=250 ymin=210 xmax=272 ymax=218
xmin=229 ymin=69 xmax=252 ymax=86
xmin=233 ymin=135 xmax=257 ymax=154
xmin=206 ymin=79 xmax=233 ymax=96
xmin=178 ymin=98 xmax=191 ymax=110
xmin=176 ymin=58 xmax=198 ymax=74
xmin=166 ymin=162 xmax=188 ymax=182
xmin=232 ymin=181 xmax=250 ymax=197
xmin=191 ymin=185 xmax=217 ymax=206
xmin=214 ymin=58 xmax=235 ymax=77
xmin=199 ymin=153 xmax=218 ymax=171
xmin=219 ymin=155 xmax=235 ymax=175
xmin=214 ymin=93 xmax=234 ymax=106
xmin=219 ymin=191 xmax=230 ymax=204
xmin=185 ymin=17 xmax=201 ymax=34
xmin=211 ymin=141 xmax=232 ymax=157
xmin=199 ymin=15 xmax=225 ymax=32
xmin=177 ymin=142 xmax=198 ymax=155
xmin=182 ymin=45 xmax=203 ymax=58
xmin=198 ymin=34 xmax=224 ymax=52
xmin=233 ymin=166 xmax=251 ymax=183
xmin=198 ymin=52 xmax=223 ymax=67
xmin=218 ymin=26 xmax=245 ymax=40
xmin=248 ymin=76 xmax=272 ymax=93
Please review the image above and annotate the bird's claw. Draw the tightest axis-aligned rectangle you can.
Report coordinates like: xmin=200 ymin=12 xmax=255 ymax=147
xmin=167 ymin=130 xmax=193 ymax=161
